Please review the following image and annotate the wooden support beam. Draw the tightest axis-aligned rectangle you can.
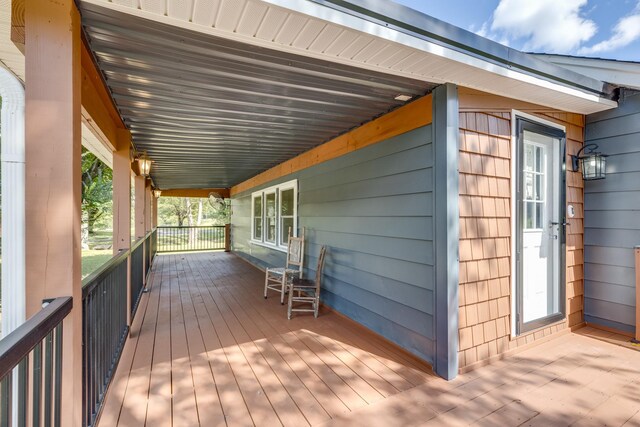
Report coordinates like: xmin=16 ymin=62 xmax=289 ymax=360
xmin=80 ymin=40 xmax=127 ymax=152
xmin=231 ymin=94 xmax=433 ymax=196
xmin=24 ymin=0 xmax=82 ymax=425
xmin=152 ymin=195 xmax=158 ymax=228
xmin=134 ymin=175 xmax=146 ymax=239
xmin=113 ymin=130 xmax=132 ymax=254
xmin=636 ymin=246 xmax=640 ymax=342
xmin=160 ymin=188 xmax=230 ymax=198
xmin=145 ymin=179 xmax=152 ymax=233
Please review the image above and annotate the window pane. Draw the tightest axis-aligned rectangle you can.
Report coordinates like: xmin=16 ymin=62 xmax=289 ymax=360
xmin=266 ymin=192 xmax=276 ymax=217
xmin=524 ymin=144 xmax=534 ymax=171
xmin=536 ymin=203 xmax=543 ymax=229
xmin=535 ymin=146 xmax=543 ymax=172
xmin=525 ymin=172 xmax=534 ymax=200
xmin=254 ymin=218 xmax=262 ymax=240
xmin=266 ymin=218 xmax=276 ymax=243
xmin=524 ymin=202 xmax=534 ymax=229
xmin=281 ymin=217 xmax=294 ymax=244
xmin=281 ymin=189 xmax=294 ymax=216
xmin=535 ymin=174 xmax=543 ymax=201
xmin=253 ymin=196 xmax=262 ymax=240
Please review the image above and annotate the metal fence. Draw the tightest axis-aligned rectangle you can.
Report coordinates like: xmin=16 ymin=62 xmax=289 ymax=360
xmin=157 ymin=226 xmax=226 ymax=253
xmin=0 ymin=297 xmax=72 ymax=427
xmin=81 ymin=250 xmax=129 ymax=427
xmin=130 ymin=237 xmax=145 ymax=317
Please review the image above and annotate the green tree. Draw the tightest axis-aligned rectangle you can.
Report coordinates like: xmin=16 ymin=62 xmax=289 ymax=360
xmin=81 ymin=148 xmax=112 ymax=235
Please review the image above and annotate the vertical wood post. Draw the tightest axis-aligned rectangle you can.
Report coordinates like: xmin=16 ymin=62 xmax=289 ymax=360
xmin=152 ymin=195 xmax=159 ymax=229
xmin=113 ymin=130 xmax=132 ymax=327
xmin=25 ymin=0 xmax=82 ymax=425
xmin=134 ymin=175 xmax=146 ymax=239
xmin=225 ymin=223 xmax=231 ymax=252
xmin=112 ymin=131 xmax=132 ymax=254
xmin=635 ymin=246 xmax=640 ymax=342
xmin=145 ymin=179 xmax=152 ymax=234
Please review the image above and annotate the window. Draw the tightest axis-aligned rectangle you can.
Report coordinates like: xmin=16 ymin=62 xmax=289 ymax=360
xmin=523 ymin=143 xmax=545 ymax=230
xmin=251 ymin=180 xmax=297 ymax=250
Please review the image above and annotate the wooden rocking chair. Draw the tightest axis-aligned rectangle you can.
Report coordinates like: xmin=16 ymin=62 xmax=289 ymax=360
xmin=287 ymin=246 xmax=327 ymax=319
xmin=264 ymin=227 xmax=305 ymax=304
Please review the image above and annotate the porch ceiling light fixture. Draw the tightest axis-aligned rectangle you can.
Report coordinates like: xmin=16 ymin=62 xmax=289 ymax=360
xmin=153 ymin=189 xmax=162 ymax=198
xmin=137 ymin=153 xmax=152 ymax=177
xmin=394 ymin=94 xmax=413 ymax=102
xmin=571 ymin=143 xmax=608 ymax=181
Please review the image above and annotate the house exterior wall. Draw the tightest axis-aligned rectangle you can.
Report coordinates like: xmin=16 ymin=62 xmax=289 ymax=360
xmin=231 ymin=124 xmax=437 ymax=362
xmin=584 ymin=89 xmax=640 ymax=334
xmin=457 ymin=92 xmax=585 ymax=369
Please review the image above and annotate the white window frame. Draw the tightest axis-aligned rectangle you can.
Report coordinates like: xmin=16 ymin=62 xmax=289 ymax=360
xmin=250 ymin=179 xmax=298 ymax=252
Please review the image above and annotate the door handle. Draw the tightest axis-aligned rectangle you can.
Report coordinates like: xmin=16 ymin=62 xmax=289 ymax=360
xmin=550 ymin=221 xmax=569 ymax=227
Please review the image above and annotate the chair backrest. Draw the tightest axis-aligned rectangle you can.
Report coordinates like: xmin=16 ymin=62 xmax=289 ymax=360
xmin=286 ymin=227 xmax=305 ymax=276
xmin=314 ymin=246 xmax=327 ymax=291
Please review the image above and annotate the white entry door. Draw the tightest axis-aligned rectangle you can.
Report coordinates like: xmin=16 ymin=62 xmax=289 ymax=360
xmin=516 ymin=119 xmax=565 ymax=333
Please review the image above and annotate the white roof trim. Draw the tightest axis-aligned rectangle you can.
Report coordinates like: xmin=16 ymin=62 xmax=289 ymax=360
xmin=534 ymin=55 xmax=640 ymax=91
xmin=81 ymin=0 xmax=617 ymax=114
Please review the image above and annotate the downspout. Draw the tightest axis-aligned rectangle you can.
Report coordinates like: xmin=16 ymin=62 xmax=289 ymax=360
xmin=0 ymin=66 xmax=26 ymax=339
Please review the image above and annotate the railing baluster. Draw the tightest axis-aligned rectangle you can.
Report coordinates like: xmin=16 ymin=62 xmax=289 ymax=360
xmin=54 ymin=324 xmax=62 ymax=427
xmin=44 ymin=332 xmax=53 ymax=427
xmin=18 ymin=357 xmax=27 ymax=427
xmin=32 ymin=342 xmax=42 ymax=427
xmin=1 ymin=373 xmax=11 ymax=427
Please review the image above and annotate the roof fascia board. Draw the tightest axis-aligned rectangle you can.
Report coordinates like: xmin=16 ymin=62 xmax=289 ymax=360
xmin=306 ymin=0 xmax=613 ymax=98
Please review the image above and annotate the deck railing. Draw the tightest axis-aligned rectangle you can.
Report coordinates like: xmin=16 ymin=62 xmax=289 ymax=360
xmin=81 ymin=250 xmax=129 ymax=427
xmin=82 ymin=229 xmax=156 ymax=427
xmin=0 ymin=297 xmax=72 ymax=427
xmin=130 ymin=237 xmax=145 ymax=317
xmin=157 ymin=225 xmax=228 ymax=253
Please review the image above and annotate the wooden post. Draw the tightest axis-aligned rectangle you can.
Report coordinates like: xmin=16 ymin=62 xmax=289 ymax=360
xmin=112 ymin=130 xmax=132 ymax=254
xmin=635 ymin=246 xmax=640 ymax=342
xmin=225 ymin=223 xmax=231 ymax=252
xmin=145 ymin=179 xmax=152 ymax=233
xmin=134 ymin=175 xmax=146 ymax=239
xmin=25 ymin=0 xmax=82 ymax=425
xmin=152 ymin=195 xmax=159 ymax=229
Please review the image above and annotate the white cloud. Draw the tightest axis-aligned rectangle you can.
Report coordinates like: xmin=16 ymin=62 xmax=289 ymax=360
xmin=487 ymin=0 xmax=597 ymax=53
xmin=579 ymin=6 xmax=640 ymax=54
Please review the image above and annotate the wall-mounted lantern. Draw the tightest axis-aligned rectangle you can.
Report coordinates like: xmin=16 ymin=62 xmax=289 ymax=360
xmin=153 ymin=189 xmax=162 ymax=198
xmin=571 ymin=143 xmax=608 ymax=180
xmin=137 ymin=153 xmax=152 ymax=177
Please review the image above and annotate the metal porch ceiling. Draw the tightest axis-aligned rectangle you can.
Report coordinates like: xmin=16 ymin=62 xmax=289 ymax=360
xmin=80 ymin=3 xmax=435 ymax=189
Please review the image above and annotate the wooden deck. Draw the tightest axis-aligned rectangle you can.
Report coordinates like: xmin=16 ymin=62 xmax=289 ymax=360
xmin=98 ymin=252 xmax=640 ymax=427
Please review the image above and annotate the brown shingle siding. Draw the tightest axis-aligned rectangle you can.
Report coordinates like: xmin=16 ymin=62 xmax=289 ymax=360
xmin=457 ymin=107 xmax=585 ymax=370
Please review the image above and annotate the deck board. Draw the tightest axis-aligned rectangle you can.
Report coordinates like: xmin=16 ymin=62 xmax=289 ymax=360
xmin=98 ymin=252 xmax=640 ymax=427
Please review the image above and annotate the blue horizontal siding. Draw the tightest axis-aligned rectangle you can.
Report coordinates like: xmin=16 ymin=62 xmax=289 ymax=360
xmin=231 ymin=125 xmax=436 ymax=363
xmin=584 ymin=90 xmax=640 ymax=332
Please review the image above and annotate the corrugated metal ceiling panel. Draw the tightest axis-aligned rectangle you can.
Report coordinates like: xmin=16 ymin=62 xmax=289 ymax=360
xmin=80 ymin=3 xmax=435 ymax=189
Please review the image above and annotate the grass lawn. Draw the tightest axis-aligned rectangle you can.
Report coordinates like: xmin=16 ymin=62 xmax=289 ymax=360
xmin=82 ymin=249 xmax=113 ymax=279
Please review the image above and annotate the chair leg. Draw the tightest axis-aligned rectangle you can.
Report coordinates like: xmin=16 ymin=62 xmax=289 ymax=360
xmin=314 ymin=295 xmax=319 ymax=318
xmin=264 ymin=271 xmax=269 ymax=299
xmin=287 ymin=284 xmax=294 ymax=320
xmin=280 ymin=274 xmax=287 ymax=305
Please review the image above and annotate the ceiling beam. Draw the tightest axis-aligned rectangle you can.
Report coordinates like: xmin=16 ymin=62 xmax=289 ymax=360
xmin=160 ymin=188 xmax=230 ymax=198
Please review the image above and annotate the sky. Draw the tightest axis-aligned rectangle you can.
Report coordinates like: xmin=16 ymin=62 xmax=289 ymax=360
xmin=392 ymin=0 xmax=640 ymax=61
